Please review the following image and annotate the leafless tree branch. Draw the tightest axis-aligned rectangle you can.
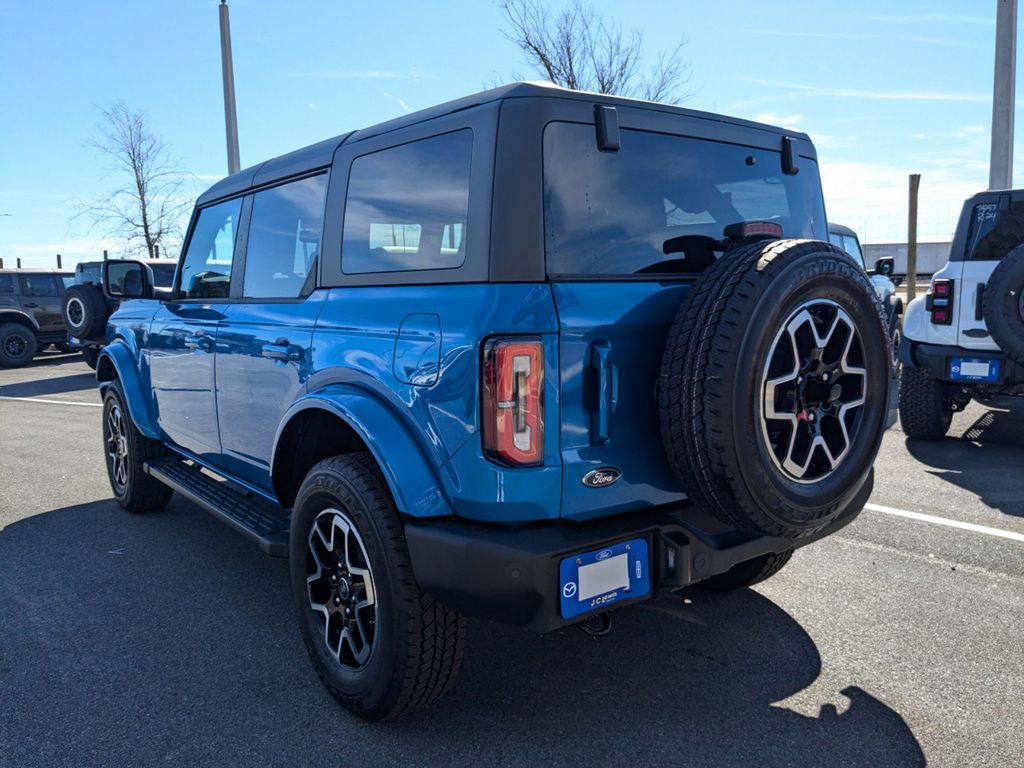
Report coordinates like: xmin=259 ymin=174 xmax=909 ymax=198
xmin=499 ymin=0 xmax=691 ymax=103
xmin=72 ymin=102 xmax=191 ymax=258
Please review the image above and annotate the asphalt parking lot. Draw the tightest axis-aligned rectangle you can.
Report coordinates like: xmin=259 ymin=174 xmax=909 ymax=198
xmin=1 ymin=353 xmax=1021 ymax=767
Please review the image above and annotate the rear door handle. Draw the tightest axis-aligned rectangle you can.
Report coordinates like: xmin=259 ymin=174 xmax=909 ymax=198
xmin=262 ymin=340 xmax=303 ymax=361
xmin=183 ymin=333 xmax=212 ymax=351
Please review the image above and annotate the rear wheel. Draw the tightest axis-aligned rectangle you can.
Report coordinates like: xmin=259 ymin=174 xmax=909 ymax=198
xmin=80 ymin=346 xmax=100 ymax=370
xmin=0 ymin=323 xmax=38 ymax=368
xmin=898 ymin=365 xmax=953 ymax=439
xmin=289 ymin=453 xmax=464 ymax=721
xmin=102 ymin=380 xmax=172 ymax=512
xmin=700 ymin=550 xmax=793 ymax=591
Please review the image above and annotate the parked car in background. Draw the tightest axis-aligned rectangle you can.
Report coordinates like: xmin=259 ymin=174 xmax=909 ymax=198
xmin=62 ymin=258 xmax=177 ymax=368
xmin=94 ymin=83 xmax=891 ymax=720
xmin=829 ymin=223 xmax=902 ymax=365
xmin=899 ymin=190 xmax=1024 ymax=438
xmin=0 ymin=269 xmax=74 ymax=367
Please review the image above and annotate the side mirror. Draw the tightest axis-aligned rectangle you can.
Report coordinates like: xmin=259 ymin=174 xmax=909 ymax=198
xmin=874 ymin=257 xmax=894 ymax=277
xmin=102 ymin=259 xmax=154 ymax=300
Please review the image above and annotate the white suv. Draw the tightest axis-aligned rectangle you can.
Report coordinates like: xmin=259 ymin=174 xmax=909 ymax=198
xmin=899 ymin=190 xmax=1024 ymax=438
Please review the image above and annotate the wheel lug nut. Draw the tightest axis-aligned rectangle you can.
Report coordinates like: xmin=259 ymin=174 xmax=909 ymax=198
xmin=334 ymin=597 xmax=341 ymax=605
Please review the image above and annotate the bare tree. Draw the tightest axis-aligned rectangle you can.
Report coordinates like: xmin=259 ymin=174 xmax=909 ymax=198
xmin=74 ymin=102 xmax=191 ymax=258
xmin=499 ymin=0 xmax=690 ymax=103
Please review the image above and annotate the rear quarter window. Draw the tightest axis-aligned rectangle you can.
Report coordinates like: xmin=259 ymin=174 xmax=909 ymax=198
xmin=0 ymin=274 xmax=14 ymax=294
xmin=341 ymin=129 xmax=472 ymax=275
xmin=964 ymin=201 xmax=1024 ymax=260
xmin=543 ymin=122 xmax=827 ymax=276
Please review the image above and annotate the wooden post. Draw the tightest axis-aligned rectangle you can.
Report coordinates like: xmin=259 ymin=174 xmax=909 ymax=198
xmin=907 ymin=174 xmax=921 ymax=302
xmin=56 ymin=253 xmax=62 ymax=268
xmin=0 ymin=258 xmax=4 ymax=268
xmin=154 ymin=244 xmax=160 ymax=258
xmin=16 ymin=258 xmax=22 ymax=268
xmin=103 ymin=249 xmax=108 ymax=261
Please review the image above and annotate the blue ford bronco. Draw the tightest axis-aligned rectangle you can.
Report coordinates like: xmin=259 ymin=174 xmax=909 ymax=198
xmin=96 ymin=83 xmax=891 ymax=720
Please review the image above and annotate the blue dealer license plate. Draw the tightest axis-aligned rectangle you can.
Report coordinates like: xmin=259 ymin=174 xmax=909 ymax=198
xmin=558 ymin=538 xmax=650 ymax=619
xmin=950 ymin=358 xmax=1000 ymax=382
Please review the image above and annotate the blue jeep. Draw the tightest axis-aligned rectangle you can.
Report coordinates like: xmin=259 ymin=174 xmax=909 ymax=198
xmin=96 ymin=83 xmax=891 ymax=720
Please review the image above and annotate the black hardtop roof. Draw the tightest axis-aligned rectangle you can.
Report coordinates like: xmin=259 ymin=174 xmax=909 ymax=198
xmin=196 ymin=81 xmax=813 ymax=207
xmin=76 ymin=258 xmax=178 ymax=268
xmin=827 ymin=223 xmax=858 ymax=238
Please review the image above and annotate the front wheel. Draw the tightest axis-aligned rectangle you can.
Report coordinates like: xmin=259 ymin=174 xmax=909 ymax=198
xmin=0 ymin=323 xmax=38 ymax=368
xmin=289 ymin=453 xmax=464 ymax=721
xmin=102 ymin=380 xmax=173 ymax=512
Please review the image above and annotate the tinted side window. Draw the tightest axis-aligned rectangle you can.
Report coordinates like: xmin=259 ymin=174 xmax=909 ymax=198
xmin=0 ymin=275 xmax=14 ymax=294
xmin=965 ymin=201 xmax=1024 ymax=261
xmin=543 ymin=123 xmax=827 ymax=276
xmin=342 ymin=130 xmax=472 ymax=274
xmin=20 ymin=274 xmax=61 ymax=297
xmin=243 ymin=174 xmax=328 ymax=298
xmin=179 ymin=198 xmax=242 ymax=299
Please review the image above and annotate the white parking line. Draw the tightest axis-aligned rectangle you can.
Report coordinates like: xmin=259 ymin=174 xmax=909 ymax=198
xmin=865 ymin=502 xmax=1024 ymax=543
xmin=0 ymin=395 xmax=102 ymax=408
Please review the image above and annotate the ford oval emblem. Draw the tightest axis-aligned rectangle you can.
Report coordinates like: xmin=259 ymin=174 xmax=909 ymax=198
xmin=596 ymin=549 xmax=614 ymax=561
xmin=582 ymin=467 xmax=621 ymax=488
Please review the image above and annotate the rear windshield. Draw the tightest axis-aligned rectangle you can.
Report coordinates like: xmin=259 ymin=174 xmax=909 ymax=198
xmin=963 ymin=201 xmax=1024 ymax=261
xmin=543 ymin=122 xmax=827 ymax=276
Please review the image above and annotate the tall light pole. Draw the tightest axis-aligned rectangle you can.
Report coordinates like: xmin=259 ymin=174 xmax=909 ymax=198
xmin=989 ymin=0 xmax=1017 ymax=190
xmin=219 ymin=0 xmax=241 ymax=175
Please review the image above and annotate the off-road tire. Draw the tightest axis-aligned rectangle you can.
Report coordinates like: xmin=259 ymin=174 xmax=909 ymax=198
xmin=0 ymin=323 xmax=38 ymax=368
xmin=659 ymin=239 xmax=891 ymax=539
xmin=700 ymin=549 xmax=794 ymax=591
xmin=101 ymin=379 xmax=173 ymax=512
xmin=898 ymin=364 xmax=953 ymax=440
xmin=55 ymin=341 xmax=76 ymax=354
xmin=289 ymin=453 xmax=464 ymax=721
xmin=62 ymin=284 xmax=108 ymax=340
xmin=982 ymin=244 xmax=1024 ymax=364
xmin=80 ymin=346 xmax=101 ymax=370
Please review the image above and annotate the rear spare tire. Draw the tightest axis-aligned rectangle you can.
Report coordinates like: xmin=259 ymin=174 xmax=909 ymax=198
xmin=659 ymin=239 xmax=891 ymax=539
xmin=62 ymin=284 xmax=108 ymax=340
xmin=982 ymin=245 xmax=1024 ymax=364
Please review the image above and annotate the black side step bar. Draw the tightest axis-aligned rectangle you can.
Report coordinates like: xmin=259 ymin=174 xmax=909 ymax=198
xmin=144 ymin=458 xmax=290 ymax=557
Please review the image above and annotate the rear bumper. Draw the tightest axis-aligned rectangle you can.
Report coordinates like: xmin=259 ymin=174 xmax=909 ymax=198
xmin=406 ymin=474 xmax=872 ymax=633
xmin=901 ymin=340 xmax=1024 ymax=387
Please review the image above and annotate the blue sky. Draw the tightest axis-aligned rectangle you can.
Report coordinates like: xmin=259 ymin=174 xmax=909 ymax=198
xmin=0 ymin=0 xmax=1012 ymax=267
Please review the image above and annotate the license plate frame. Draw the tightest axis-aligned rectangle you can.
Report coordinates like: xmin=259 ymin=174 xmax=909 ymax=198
xmin=558 ymin=538 xmax=650 ymax=620
xmin=949 ymin=357 xmax=1000 ymax=382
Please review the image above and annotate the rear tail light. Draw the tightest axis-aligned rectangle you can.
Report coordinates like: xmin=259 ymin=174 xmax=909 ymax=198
xmin=925 ymin=279 xmax=954 ymax=325
xmin=483 ymin=338 xmax=544 ymax=466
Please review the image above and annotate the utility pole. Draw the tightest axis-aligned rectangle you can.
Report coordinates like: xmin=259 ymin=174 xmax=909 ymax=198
xmin=219 ymin=0 xmax=241 ymax=175
xmin=907 ymin=174 xmax=921 ymax=302
xmin=990 ymin=0 xmax=1017 ymax=190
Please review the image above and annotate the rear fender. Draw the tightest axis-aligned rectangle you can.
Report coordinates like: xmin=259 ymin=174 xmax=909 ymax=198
xmin=96 ymin=340 xmax=160 ymax=439
xmin=273 ymin=385 xmax=452 ymax=518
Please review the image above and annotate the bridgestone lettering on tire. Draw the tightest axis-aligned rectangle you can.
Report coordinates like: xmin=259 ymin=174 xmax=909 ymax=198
xmin=289 ymin=453 xmax=464 ymax=721
xmin=658 ymin=239 xmax=891 ymax=539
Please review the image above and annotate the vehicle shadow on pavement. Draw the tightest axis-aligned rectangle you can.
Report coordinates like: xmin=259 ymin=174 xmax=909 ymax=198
xmin=0 ymin=371 xmax=97 ymax=398
xmin=905 ymin=403 xmax=1024 ymax=518
xmin=0 ymin=497 xmax=924 ymax=768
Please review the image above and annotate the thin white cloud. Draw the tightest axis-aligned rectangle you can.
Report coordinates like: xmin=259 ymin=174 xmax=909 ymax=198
xmin=742 ymin=29 xmax=971 ymax=48
xmin=912 ymin=125 xmax=986 ymax=141
xmin=748 ymin=78 xmax=989 ymax=103
xmin=752 ymin=112 xmax=804 ymax=128
xmin=302 ymin=68 xmax=438 ymax=82
xmin=378 ymin=89 xmax=412 ymax=114
xmin=864 ymin=13 xmax=993 ymax=26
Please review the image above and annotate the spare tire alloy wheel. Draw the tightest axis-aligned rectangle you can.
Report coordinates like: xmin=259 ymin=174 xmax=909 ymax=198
xmin=761 ymin=300 xmax=867 ymax=483
xmin=65 ymin=296 xmax=86 ymax=331
xmin=62 ymin=285 xmax=108 ymax=340
xmin=306 ymin=509 xmax=378 ymax=670
xmin=659 ymin=239 xmax=890 ymax=539
xmin=982 ymin=244 xmax=1024 ymax=364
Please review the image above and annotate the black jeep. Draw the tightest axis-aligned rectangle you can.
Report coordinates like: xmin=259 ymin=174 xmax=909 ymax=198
xmin=0 ymin=269 xmax=75 ymax=367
